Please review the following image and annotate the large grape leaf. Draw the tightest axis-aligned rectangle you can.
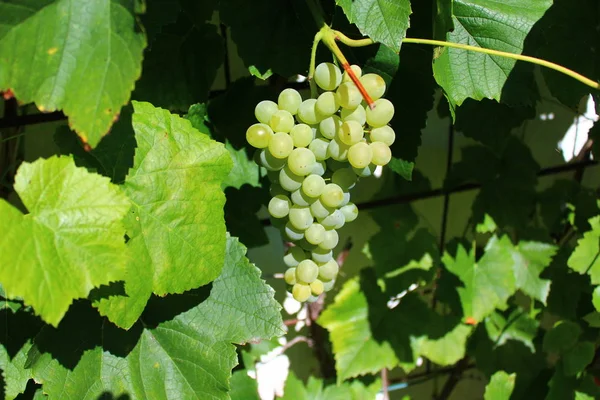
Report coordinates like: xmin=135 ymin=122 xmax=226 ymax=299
xmin=0 ymin=341 xmax=33 ymax=400
xmin=219 ymin=0 xmax=313 ymax=77
xmin=280 ymin=372 xmax=381 ymax=400
xmin=443 ymin=237 xmax=517 ymax=324
xmin=95 ymin=101 xmax=233 ymax=329
xmin=318 ymin=278 xmax=399 ymax=383
xmin=336 ymin=0 xmax=411 ymax=52
xmin=484 ymin=371 xmax=516 ymax=400
xmin=0 ymin=156 xmax=130 ymax=326
xmin=432 ymin=0 xmax=552 ymax=110
xmin=511 ymin=241 xmax=557 ymax=304
xmin=0 ymin=0 xmax=146 ymax=147
xmin=568 ymin=216 xmax=600 ymax=284
xmin=26 ymin=237 xmax=284 ymax=400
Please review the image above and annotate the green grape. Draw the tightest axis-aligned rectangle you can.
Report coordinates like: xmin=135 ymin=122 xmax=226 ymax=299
xmin=246 ymin=123 xmax=273 ymax=149
xmin=311 ymin=248 xmax=333 ymax=263
xmin=279 ymin=166 xmax=303 ymax=191
xmin=319 ymin=115 xmax=342 ymax=140
xmin=269 ymin=110 xmax=295 ymax=133
xmin=336 ymin=82 xmax=362 ymax=109
xmin=315 ymin=91 xmax=339 ymax=117
xmin=338 ymin=120 xmax=364 ymax=145
xmin=323 ymin=279 xmax=336 ymax=292
xmin=268 ymin=132 xmax=294 ymax=159
xmin=340 ymin=203 xmax=358 ymax=222
xmin=267 ymin=170 xmax=280 ymax=184
xmin=288 ymin=147 xmax=316 ymax=176
xmin=320 ymin=183 xmax=344 ymax=208
xmin=284 ymin=222 xmax=305 ymax=241
xmin=291 ymin=188 xmax=315 ymax=207
xmin=327 ymin=137 xmax=350 ymax=161
xmin=314 ymin=62 xmax=342 ymax=91
xmin=370 ymin=141 xmax=392 ymax=166
xmin=360 ymin=73 xmax=386 ymax=100
xmin=319 ymin=229 xmax=338 ymax=250
xmin=318 ymin=259 xmax=339 ymax=281
xmin=297 ymin=99 xmax=322 ymax=125
xmin=339 ymin=191 xmax=350 ymax=207
xmin=348 ymin=142 xmax=372 ymax=169
xmin=302 ymin=174 xmax=326 ymax=197
xmin=353 ymin=164 xmax=376 ymax=177
xmin=289 ymin=205 xmax=314 ymax=230
xmin=254 ymin=100 xmax=279 ymax=124
xmin=278 ymin=88 xmax=302 ymax=115
xmin=334 ymin=215 xmax=345 ymax=230
xmin=366 ymin=98 xmax=395 ymax=127
xmin=310 ymin=279 xmax=324 ymax=295
xmin=308 ymin=138 xmax=330 ymax=161
xmin=296 ymin=238 xmax=317 ymax=251
xmin=340 ymin=105 xmax=366 ymax=126
xmin=370 ymin=125 xmax=396 ymax=146
xmin=284 ymin=246 xmax=306 ymax=267
xmin=256 ymin=149 xmax=286 ymax=171
xmin=320 ymin=209 xmax=344 ymax=229
xmin=310 ymin=199 xmax=334 ymax=220
xmin=296 ymin=259 xmax=319 ymax=283
xmin=342 ymin=64 xmax=362 ymax=82
xmin=290 ymin=124 xmax=314 ymax=148
xmin=292 ymin=283 xmax=311 ymax=302
xmin=305 ymin=223 xmax=326 ymax=245
xmin=331 ymin=168 xmax=357 ymax=190
xmin=312 ymin=160 xmax=326 ymax=176
xmin=284 ymin=268 xmax=297 ymax=285
xmin=268 ymin=194 xmax=291 ymax=218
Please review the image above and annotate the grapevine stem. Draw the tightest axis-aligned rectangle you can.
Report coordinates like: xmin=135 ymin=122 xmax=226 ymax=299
xmin=308 ymin=31 xmax=323 ymax=98
xmin=331 ymin=30 xmax=600 ymax=91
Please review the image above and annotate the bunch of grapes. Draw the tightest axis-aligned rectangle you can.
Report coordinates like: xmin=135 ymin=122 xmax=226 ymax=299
xmin=246 ymin=62 xmax=395 ymax=302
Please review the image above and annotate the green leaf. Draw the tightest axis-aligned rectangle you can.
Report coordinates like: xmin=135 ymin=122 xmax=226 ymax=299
xmin=511 ymin=241 xmax=557 ymax=304
xmin=219 ymin=0 xmax=313 ymax=77
xmin=593 ymin=287 xmax=600 ymax=312
xmin=388 ymin=158 xmax=414 ymax=181
xmin=0 ymin=341 xmax=33 ymax=400
xmin=248 ymin=66 xmax=273 ymax=80
xmin=563 ymin=341 xmax=595 ymax=377
xmin=363 ymin=44 xmax=400 ymax=87
xmin=54 ymin=105 xmax=136 ymax=184
xmin=443 ymin=237 xmax=517 ymax=324
xmin=476 ymin=214 xmax=497 ymax=234
xmin=0 ymin=156 xmax=129 ymax=326
xmin=484 ymin=310 xmax=539 ymax=352
xmin=230 ymin=370 xmax=260 ymax=400
xmin=547 ymin=368 xmax=579 ymax=400
xmin=336 ymin=0 xmax=411 ymax=52
xmin=568 ymin=216 xmax=600 ymax=284
xmin=435 ymin=0 xmax=454 ymax=39
xmin=412 ymin=323 xmax=473 ymax=366
xmin=0 ymin=0 xmax=146 ymax=147
xmin=280 ymin=371 xmax=381 ymax=400
xmin=223 ymin=142 xmax=260 ymax=189
xmin=432 ymin=0 xmax=552 ymax=109
xmin=484 ymin=371 xmax=516 ymax=400
xmin=28 ymin=237 xmax=284 ymax=400
xmin=543 ymin=321 xmax=581 ymax=354
xmin=318 ymin=277 xmax=399 ymax=383
xmin=133 ymin=19 xmax=224 ymax=111
xmin=95 ymin=101 xmax=233 ymax=329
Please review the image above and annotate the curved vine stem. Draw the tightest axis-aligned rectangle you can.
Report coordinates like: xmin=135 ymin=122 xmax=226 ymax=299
xmin=331 ymin=30 xmax=600 ymax=91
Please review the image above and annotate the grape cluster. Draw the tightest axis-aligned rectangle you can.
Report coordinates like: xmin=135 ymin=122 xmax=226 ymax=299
xmin=246 ymin=62 xmax=395 ymax=302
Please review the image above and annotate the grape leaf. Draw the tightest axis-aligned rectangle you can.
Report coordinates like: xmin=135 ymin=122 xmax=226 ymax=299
xmin=432 ymin=0 xmax=552 ymax=110
xmin=563 ymin=342 xmax=595 ymax=376
xmin=485 ymin=310 xmax=539 ymax=353
xmin=54 ymin=106 xmax=136 ymax=184
xmin=568 ymin=216 xmax=600 ymax=284
xmin=219 ymin=0 xmax=313 ymax=77
xmin=318 ymin=278 xmax=399 ymax=383
xmin=412 ymin=322 xmax=473 ymax=366
xmin=484 ymin=371 xmax=516 ymax=400
xmin=511 ymin=241 xmax=557 ymax=304
xmin=0 ymin=0 xmax=146 ymax=147
xmin=95 ymin=101 xmax=233 ymax=329
xmin=230 ymin=371 xmax=260 ymax=400
xmin=443 ymin=236 xmax=517 ymax=324
xmin=543 ymin=321 xmax=581 ymax=354
xmin=435 ymin=0 xmax=454 ymax=39
xmin=0 ymin=156 xmax=130 ymax=326
xmin=133 ymin=18 xmax=224 ymax=111
xmin=336 ymin=0 xmax=411 ymax=52
xmin=27 ymin=237 xmax=284 ymax=400
xmin=0 ymin=341 xmax=33 ymax=400
xmin=280 ymin=371 xmax=381 ymax=400
xmin=363 ymin=44 xmax=400 ymax=87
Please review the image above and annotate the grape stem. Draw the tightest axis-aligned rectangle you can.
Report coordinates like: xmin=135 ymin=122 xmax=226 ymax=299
xmin=332 ymin=30 xmax=600 ymax=91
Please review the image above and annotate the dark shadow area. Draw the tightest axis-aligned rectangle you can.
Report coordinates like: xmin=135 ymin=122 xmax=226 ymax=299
xmin=224 ymin=184 xmax=269 ymax=248
xmin=0 ymin=308 xmax=44 ymax=358
xmin=97 ymin=391 xmax=131 ymax=400
xmin=13 ymin=379 xmax=42 ymax=400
